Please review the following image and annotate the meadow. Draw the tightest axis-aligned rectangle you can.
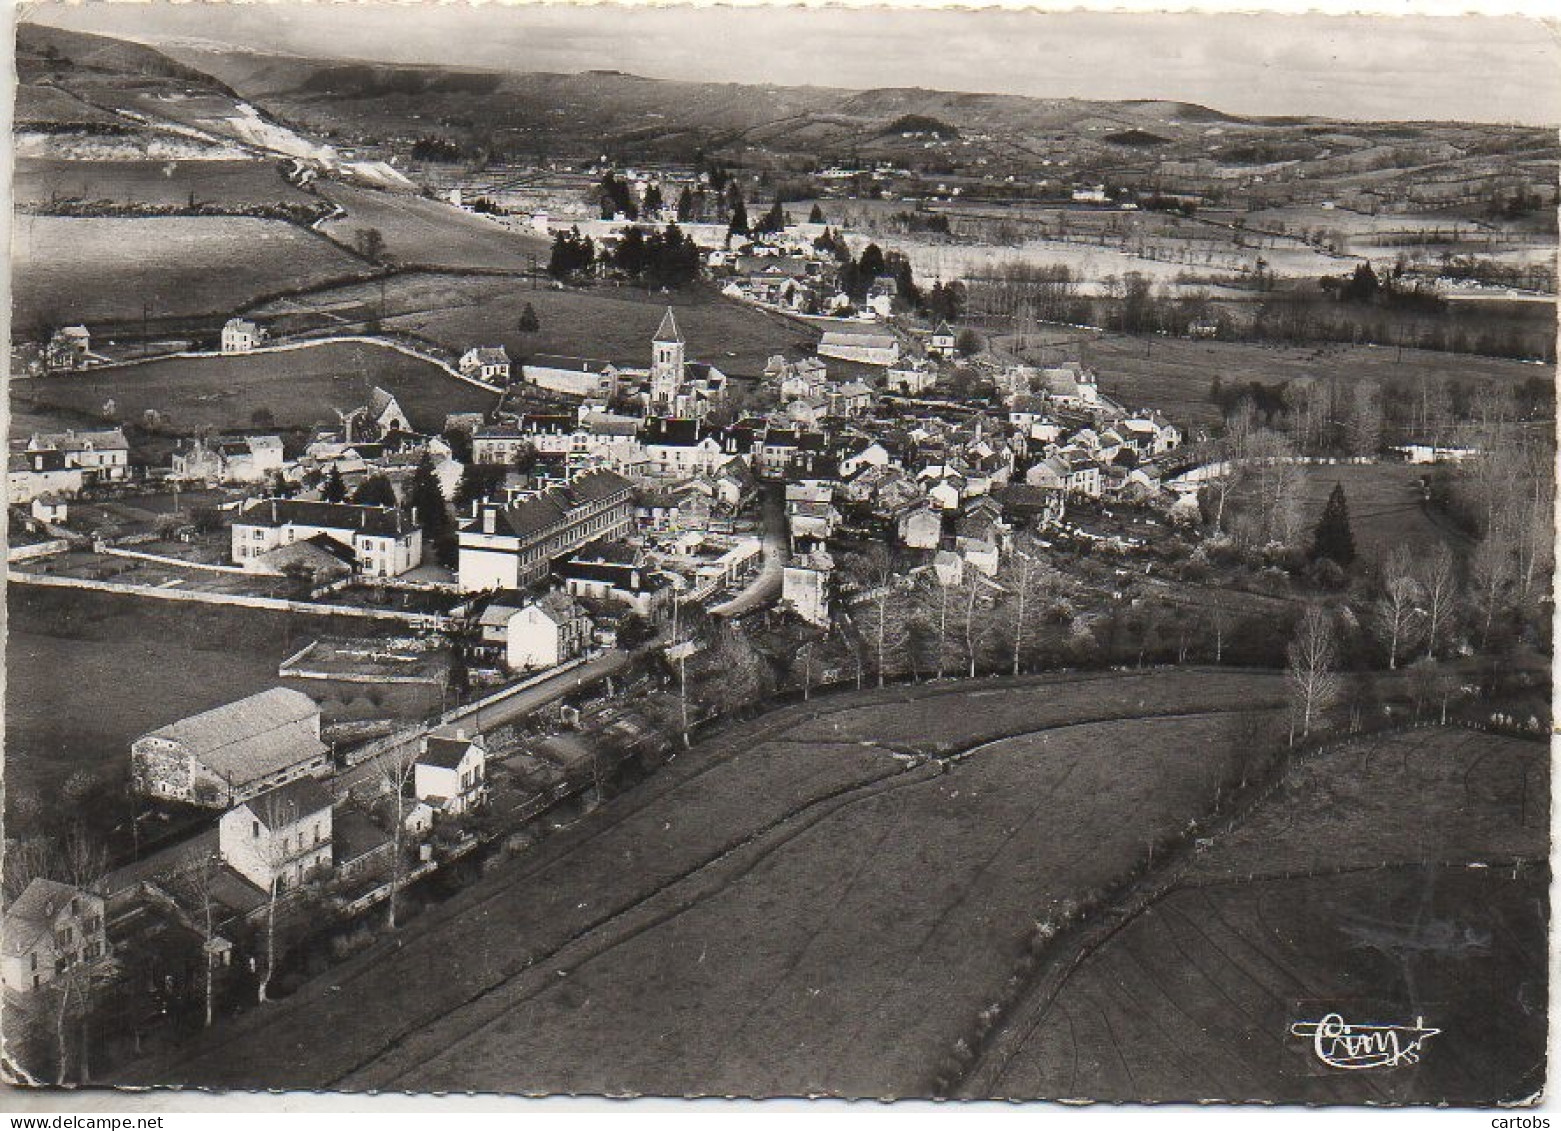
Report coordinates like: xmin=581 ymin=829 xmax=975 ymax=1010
xmin=316 ymin=182 xmax=549 ymax=271
xmin=14 ymin=156 xmax=319 ymax=211
xmin=4 ymin=585 xmax=435 ymax=817
xmin=1032 ymin=333 xmax=1549 ymax=428
xmin=11 ymin=213 xmax=372 ymax=331
xmin=990 ymin=727 xmax=1547 ymax=1104
xmin=11 ymin=340 xmax=498 ymax=435
xmin=253 ymin=273 xmax=816 ymax=378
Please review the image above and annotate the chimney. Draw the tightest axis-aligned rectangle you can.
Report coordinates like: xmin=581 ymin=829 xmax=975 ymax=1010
xmin=454 ymin=727 xmax=467 ymax=741
xmin=482 ymin=506 xmax=496 ymax=535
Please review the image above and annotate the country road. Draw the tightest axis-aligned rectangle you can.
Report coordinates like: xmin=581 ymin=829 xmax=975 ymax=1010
xmin=330 ymin=647 xmax=631 ymax=793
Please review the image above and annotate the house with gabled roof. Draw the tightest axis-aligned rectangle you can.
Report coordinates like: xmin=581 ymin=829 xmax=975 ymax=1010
xmin=819 ymin=329 xmax=900 ymax=367
xmin=231 ymin=499 xmax=423 ymax=578
xmin=459 ymin=346 xmax=512 ymax=384
xmin=132 ymin=687 xmax=330 ymax=809
xmin=414 ymin=731 xmax=488 ymax=817
xmin=479 ymin=590 xmax=593 ymax=671
xmin=928 ymin=321 xmax=957 ymax=359
xmin=218 ymin=778 xmax=334 ymax=894
xmin=26 ymin=428 xmax=130 ymax=484
xmin=1 ymin=879 xmax=107 ymax=994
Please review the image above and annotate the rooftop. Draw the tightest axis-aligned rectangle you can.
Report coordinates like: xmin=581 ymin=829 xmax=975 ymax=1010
xmin=139 ymin=687 xmax=326 ymax=789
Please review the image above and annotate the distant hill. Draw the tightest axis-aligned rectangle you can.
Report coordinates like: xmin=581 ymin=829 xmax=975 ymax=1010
xmin=18 ymin=20 xmax=1557 ymax=199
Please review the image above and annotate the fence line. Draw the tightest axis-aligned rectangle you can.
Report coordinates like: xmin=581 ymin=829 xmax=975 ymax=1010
xmin=52 ymin=334 xmax=505 ymax=396
xmin=8 ymin=570 xmax=447 ymax=626
xmin=100 ymin=546 xmax=250 ymax=575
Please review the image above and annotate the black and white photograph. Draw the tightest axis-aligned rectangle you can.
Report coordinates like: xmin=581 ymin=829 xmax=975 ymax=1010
xmin=2 ymin=0 xmax=1555 ymax=1109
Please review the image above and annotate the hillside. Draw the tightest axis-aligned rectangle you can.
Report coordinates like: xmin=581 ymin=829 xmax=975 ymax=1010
xmin=20 ymin=20 xmax=1556 ymax=203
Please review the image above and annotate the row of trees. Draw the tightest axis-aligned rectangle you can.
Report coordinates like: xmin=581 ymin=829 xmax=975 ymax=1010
xmin=316 ymin=454 xmax=455 ymax=566
xmin=610 ymin=224 xmax=704 ymax=288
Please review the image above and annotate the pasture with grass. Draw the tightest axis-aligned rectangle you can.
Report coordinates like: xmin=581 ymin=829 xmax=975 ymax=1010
xmin=11 ymin=339 xmax=498 ymax=435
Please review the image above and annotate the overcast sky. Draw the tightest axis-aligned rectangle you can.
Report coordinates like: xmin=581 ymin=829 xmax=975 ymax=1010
xmin=23 ymin=2 xmax=1561 ymax=126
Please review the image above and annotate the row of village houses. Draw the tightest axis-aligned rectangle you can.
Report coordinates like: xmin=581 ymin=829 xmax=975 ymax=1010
xmin=10 ymin=366 xmax=1182 ymax=606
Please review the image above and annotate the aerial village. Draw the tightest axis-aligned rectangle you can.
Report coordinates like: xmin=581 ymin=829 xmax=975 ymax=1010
xmin=5 ymin=160 xmax=1536 ymax=1080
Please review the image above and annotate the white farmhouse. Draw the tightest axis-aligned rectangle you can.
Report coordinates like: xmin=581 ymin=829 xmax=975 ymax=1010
xmin=221 ymin=318 xmax=266 ymax=354
xmin=218 ymin=778 xmax=334 ymax=894
xmin=414 ymin=732 xmax=488 ymax=817
xmin=459 ymin=347 xmax=512 ymax=384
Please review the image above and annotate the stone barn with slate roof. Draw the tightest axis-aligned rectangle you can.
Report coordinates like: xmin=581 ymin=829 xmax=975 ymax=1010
xmin=131 ymin=688 xmax=330 ymax=809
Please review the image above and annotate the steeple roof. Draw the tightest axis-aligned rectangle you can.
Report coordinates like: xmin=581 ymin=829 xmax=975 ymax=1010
xmin=654 ymin=307 xmax=684 ymax=344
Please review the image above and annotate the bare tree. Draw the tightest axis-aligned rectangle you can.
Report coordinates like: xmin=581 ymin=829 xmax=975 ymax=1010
xmin=1418 ymin=545 xmax=1458 ymax=660
xmin=1209 ymin=604 xmax=1231 ymax=665
xmin=42 ymin=834 xmax=111 ymax=1085
xmin=373 ymin=743 xmax=422 ymax=931
xmin=167 ymin=847 xmax=224 ymax=1029
xmin=998 ymin=548 xmax=1052 ymax=676
xmin=1370 ymin=547 xmax=1425 ymax=670
xmin=843 ymin=545 xmax=907 ymax=687
xmin=1467 ymin=534 xmax=1512 ymax=649
xmin=1287 ymin=605 xmax=1341 ymax=743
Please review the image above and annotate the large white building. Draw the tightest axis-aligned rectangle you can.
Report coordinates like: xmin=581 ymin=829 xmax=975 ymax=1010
xmin=458 ymin=469 xmax=635 ymax=592
xmin=132 ymin=687 xmax=330 ymax=809
xmin=818 ymin=329 xmax=900 ymax=367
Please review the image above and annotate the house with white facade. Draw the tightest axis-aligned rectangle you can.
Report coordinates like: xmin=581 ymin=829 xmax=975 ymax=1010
xmin=218 ymin=778 xmax=334 ymax=894
xmin=478 ymin=590 xmax=593 ymax=671
xmin=221 ymin=318 xmax=266 ymax=354
xmin=414 ymin=732 xmax=488 ymax=817
xmin=459 ymin=346 xmax=512 ymax=384
xmin=928 ymin=321 xmax=957 ymax=358
xmin=25 ymin=429 xmax=130 ymax=486
xmin=886 ymin=360 xmax=938 ymax=395
xmin=642 ymin=418 xmax=728 ymax=479
xmin=0 ymin=880 xmax=107 ymax=994
xmin=231 ymin=499 xmax=423 ymax=578
xmin=818 ymin=329 xmax=900 ymax=367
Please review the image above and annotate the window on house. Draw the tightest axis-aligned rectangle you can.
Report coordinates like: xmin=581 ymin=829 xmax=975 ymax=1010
xmin=252 ymin=820 xmax=260 ymax=838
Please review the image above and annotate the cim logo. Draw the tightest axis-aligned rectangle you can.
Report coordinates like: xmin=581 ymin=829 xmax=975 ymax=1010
xmin=1289 ymin=1012 xmax=1441 ymax=1071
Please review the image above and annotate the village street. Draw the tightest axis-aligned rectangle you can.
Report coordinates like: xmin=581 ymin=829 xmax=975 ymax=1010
xmin=709 ymin=487 xmax=786 ymax=617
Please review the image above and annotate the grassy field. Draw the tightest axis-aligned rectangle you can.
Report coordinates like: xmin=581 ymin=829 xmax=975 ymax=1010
xmin=113 ymin=668 xmax=1289 ymax=1095
xmin=1295 ymin=463 xmax=1469 ymax=563
xmin=4 ymin=585 xmax=435 ymax=814
xmin=11 ymin=213 xmax=373 ymax=332
xmin=990 ymin=727 xmax=1548 ymax=1104
xmin=1224 ymin=462 xmax=1465 ymax=566
xmin=1021 ymin=334 xmax=1549 ymax=428
xmin=14 ymin=157 xmax=319 ymax=211
xmin=316 ymin=182 xmax=549 ymax=271
xmin=11 ymin=340 xmax=498 ymax=435
xmin=253 ymin=273 xmax=817 ymax=378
